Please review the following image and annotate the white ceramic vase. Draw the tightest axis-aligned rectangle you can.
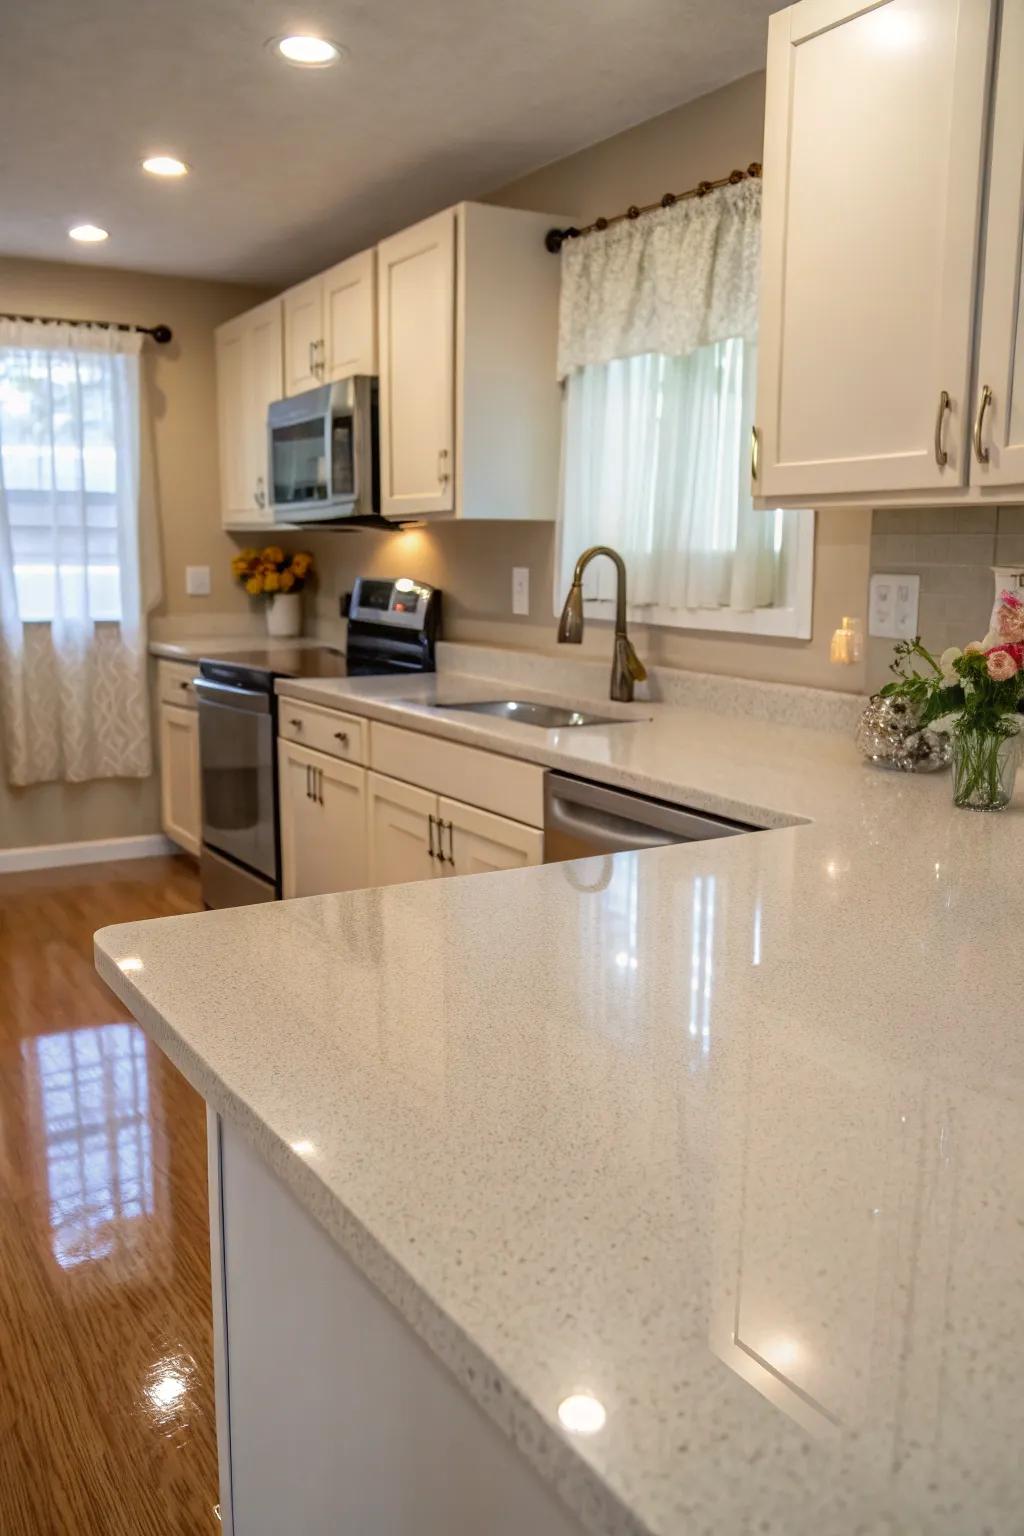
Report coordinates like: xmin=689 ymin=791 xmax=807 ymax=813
xmin=266 ymin=592 xmax=301 ymax=638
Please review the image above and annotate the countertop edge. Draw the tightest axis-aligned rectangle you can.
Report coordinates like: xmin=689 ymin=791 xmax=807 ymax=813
xmin=93 ymin=934 xmax=648 ymax=1536
xmin=275 ymin=676 xmax=811 ymax=831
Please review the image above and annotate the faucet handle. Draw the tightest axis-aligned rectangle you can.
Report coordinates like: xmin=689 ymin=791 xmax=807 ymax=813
xmin=622 ymin=637 xmax=647 ymax=682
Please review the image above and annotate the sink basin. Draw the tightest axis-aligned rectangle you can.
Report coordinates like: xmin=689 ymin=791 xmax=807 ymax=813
xmin=434 ymin=699 xmax=632 ymax=728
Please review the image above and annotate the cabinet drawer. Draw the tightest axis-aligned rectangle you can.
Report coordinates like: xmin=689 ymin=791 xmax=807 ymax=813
xmin=370 ymin=722 xmax=543 ymax=828
xmin=157 ymin=659 xmax=200 ymax=709
xmin=278 ymin=699 xmax=369 ymax=765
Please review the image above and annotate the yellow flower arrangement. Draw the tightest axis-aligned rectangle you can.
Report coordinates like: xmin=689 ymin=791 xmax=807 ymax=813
xmin=231 ymin=546 xmax=315 ymax=598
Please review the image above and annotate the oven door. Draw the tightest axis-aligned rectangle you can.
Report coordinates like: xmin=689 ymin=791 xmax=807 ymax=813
xmin=195 ymin=679 xmax=277 ymax=882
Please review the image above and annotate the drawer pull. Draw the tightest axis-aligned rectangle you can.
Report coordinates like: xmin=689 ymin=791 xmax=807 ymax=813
xmin=178 ymin=679 xmax=191 ymax=691
xmin=427 ymin=813 xmax=438 ymax=860
xmin=333 ymin=731 xmax=349 ymax=746
xmin=442 ymin=819 xmax=454 ymax=865
xmin=289 ymin=717 xmax=303 ymax=730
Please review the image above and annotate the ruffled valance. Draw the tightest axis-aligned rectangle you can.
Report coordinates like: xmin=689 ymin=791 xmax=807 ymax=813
xmin=556 ymin=176 xmax=761 ymax=379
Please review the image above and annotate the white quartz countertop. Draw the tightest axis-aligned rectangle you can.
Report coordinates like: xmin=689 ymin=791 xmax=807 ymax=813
xmin=97 ymin=663 xmax=1024 ymax=1536
xmin=150 ymin=635 xmax=327 ymax=662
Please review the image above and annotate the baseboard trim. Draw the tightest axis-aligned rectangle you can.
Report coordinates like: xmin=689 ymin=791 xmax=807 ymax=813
xmin=0 ymin=833 xmax=177 ymax=874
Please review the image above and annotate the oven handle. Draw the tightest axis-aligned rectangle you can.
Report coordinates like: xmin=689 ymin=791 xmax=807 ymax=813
xmin=194 ymin=678 xmax=271 ymax=714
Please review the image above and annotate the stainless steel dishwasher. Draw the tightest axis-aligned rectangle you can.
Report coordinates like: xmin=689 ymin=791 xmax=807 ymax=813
xmin=544 ymin=771 xmax=753 ymax=861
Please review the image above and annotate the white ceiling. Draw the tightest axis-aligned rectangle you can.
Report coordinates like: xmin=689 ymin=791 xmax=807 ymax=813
xmin=1 ymin=0 xmax=778 ymax=287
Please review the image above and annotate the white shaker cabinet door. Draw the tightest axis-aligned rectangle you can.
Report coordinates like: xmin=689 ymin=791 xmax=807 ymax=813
xmin=283 ymin=275 xmax=324 ymax=396
xmin=246 ymin=298 xmax=283 ymax=517
xmin=279 ymin=741 xmax=368 ymax=899
xmin=323 ymin=249 xmax=377 ymax=380
xmin=972 ymin=0 xmax=1024 ymax=487
xmin=755 ymin=0 xmax=994 ymax=499
xmin=159 ymin=702 xmax=201 ymax=858
xmin=437 ymin=797 xmax=543 ymax=878
xmin=367 ymin=771 xmax=439 ymax=887
xmin=377 ymin=208 xmax=456 ymax=518
xmin=215 ymin=319 xmax=250 ymax=524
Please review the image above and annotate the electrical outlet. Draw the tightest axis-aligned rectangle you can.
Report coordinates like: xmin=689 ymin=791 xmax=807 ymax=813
xmin=512 ymin=566 xmax=530 ymax=616
xmin=185 ymin=565 xmax=211 ymax=597
xmin=869 ymin=573 xmax=919 ymax=639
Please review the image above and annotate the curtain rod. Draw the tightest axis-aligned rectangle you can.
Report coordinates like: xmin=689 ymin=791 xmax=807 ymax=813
xmin=544 ymin=162 xmax=762 ymax=253
xmin=0 ymin=312 xmax=173 ymax=344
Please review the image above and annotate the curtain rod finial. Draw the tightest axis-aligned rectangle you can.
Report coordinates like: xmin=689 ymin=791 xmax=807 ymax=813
xmin=545 ymin=228 xmax=565 ymax=254
xmin=150 ymin=324 xmax=173 ymax=345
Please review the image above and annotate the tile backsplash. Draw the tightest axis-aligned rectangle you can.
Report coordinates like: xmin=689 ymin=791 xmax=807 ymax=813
xmin=867 ymin=507 xmax=1024 ymax=690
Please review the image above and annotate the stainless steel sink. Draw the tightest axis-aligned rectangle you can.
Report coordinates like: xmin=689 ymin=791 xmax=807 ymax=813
xmin=434 ymin=699 xmax=633 ymax=728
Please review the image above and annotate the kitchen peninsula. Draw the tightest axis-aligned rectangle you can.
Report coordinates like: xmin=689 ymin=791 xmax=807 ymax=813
xmin=96 ymin=665 xmax=1024 ymax=1536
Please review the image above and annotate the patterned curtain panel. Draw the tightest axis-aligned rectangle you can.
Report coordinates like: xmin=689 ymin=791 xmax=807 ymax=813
xmin=0 ymin=320 xmax=159 ymax=786
xmin=556 ymin=178 xmax=761 ymax=380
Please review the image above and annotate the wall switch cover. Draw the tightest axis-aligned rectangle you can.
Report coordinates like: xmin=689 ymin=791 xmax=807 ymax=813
xmin=186 ymin=565 xmax=211 ymax=597
xmin=512 ymin=566 xmax=530 ymax=616
xmin=869 ymin=573 xmax=920 ymax=639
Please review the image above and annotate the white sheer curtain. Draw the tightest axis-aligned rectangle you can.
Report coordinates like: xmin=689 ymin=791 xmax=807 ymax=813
xmin=0 ymin=320 xmax=159 ymax=786
xmin=556 ymin=178 xmax=791 ymax=622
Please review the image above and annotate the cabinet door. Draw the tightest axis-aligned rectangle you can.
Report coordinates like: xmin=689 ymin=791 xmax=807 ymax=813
xmin=755 ymin=0 xmax=993 ymax=499
xmin=245 ymin=299 xmax=283 ymax=518
xmin=215 ymin=318 xmax=250 ymax=525
xmin=279 ymin=741 xmax=368 ymax=899
xmin=283 ymin=276 xmax=324 ymax=396
xmin=367 ymin=771 xmax=439 ymax=887
xmin=438 ymin=797 xmax=543 ymax=878
xmin=377 ymin=208 xmax=456 ymax=518
xmin=972 ymin=0 xmax=1024 ymax=486
xmin=160 ymin=703 xmax=201 ymax=857
xmin=323 ymin=250 xmax=377 ymax=380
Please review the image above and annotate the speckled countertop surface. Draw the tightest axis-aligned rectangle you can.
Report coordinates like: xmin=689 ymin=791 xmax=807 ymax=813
xmin=97 ymin=664 xmax=1024 ymax=1536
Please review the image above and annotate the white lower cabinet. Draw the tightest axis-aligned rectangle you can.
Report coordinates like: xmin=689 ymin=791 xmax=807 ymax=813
xmin=438 ymin=796 xmax=543 ymax=877
xmin=279 ymin=739 xmax=368 ymax=899
xmin=159 ymin=702 xmax=201 ymax=857
xmin=367 ymin=772 xmax=438 ymax=887
xmin=277 ymin=712 xmax=545 ymax=898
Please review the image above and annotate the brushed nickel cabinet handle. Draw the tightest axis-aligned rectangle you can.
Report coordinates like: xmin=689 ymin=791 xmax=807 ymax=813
xmin=934 ymin=390 xmax=950 ymax=468
xmin=427 ymin=813 xmax=438 ymax=860
xmin=443 ymin=819 xmax=454 ymax=865
xmin=308 ymin=340 xmax=315 ymax=377
xmin=305 ymin=764 xmax=312 ymax=800
xmin=317 ymin=768 xmax=324 ymax=805
xmin=750 ymin=425 xmax=760 ymax=484
xmin=973 ymin=384 xmax=992 ymax=465
xmin=437 ymin=448 xmax=450 ymax=485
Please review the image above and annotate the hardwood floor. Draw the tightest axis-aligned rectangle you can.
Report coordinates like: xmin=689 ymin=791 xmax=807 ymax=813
xmin=0 ymin=855 xmax=219 ymax=1535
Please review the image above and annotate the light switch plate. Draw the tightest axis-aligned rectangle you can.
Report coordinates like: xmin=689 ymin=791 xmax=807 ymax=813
xmin=869 ymin=573 xmax=920 ymax=639
xmin=512 ymin=566 xmax=530 ymax=616
xmin=186 ymin=565 xmax=211 ymax=597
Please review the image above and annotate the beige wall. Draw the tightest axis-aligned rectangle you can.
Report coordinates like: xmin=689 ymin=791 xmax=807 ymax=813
xmin=299 ymin=71 xmax=871 ymax=694
xmin=0 ymin=257 xmax=269 ymax=849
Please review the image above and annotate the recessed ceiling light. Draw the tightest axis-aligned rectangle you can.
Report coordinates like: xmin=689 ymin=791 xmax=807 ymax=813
xmin=69 ymin=224 xmax=109 ymax=243
xmin=142 ymin=155 xmax=189 ymax=178
xmin=275 ymin=34 xmax=342 ymax=66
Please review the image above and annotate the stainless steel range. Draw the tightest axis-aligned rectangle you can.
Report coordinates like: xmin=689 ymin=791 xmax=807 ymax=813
xmin=194 ymin=577 xmax=440 ymax=909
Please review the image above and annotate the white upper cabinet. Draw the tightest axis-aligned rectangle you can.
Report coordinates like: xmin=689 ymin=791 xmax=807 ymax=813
xmin=972 ymin=0 xmax=1024 ymax=485
xmin=377 ymin=208 xmax=457 ymax=518
xmin=322 ymin=249 xmax=378 ymax=380
xmin=755 ymin=0 xmax=995 ymax=503
xmin=215 ymin=296 xmax=283 ymax=527
xmin=283 ymin=275 xmax=324 ymax=396
xmin=377 ymin=201 xmax=567 ymax=522
xmin=282 ymin=249 xmax=378 ymax=396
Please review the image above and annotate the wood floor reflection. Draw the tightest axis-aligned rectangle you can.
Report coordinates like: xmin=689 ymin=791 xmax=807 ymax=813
xmin=0 ymin=855 xmax=218 ymax=1535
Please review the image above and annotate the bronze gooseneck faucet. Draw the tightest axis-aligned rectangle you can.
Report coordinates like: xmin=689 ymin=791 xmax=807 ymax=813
xmin=557 ymin=545 xmax=647 ymax=703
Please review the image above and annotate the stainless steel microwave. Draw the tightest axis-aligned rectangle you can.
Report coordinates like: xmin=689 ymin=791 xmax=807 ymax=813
xmin=267 ymin=377 xmax=379 ymax=522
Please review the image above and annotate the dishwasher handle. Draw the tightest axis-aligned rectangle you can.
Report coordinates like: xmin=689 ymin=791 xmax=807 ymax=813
xmin=544 ymin=772 xmax=750 ymax=854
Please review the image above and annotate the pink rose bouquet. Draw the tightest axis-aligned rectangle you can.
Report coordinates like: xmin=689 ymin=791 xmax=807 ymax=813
xmin=881 ymin=592 xmax=1024 ymax=808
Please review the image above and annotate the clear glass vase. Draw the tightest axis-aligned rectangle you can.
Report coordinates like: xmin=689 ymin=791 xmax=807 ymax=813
xmin=951 ymin=725 xmax=1020 ymax=811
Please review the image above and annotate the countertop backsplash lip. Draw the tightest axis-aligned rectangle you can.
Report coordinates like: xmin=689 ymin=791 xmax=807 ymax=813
xmin=148 ymin=632 xmax=867 ymax=735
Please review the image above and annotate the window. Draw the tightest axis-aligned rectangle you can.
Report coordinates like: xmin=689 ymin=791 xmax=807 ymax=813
xmin=557 ymin=337 xmax=813 ymax=638
xmin=0 ymin=345 xmax=126 ymax=622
